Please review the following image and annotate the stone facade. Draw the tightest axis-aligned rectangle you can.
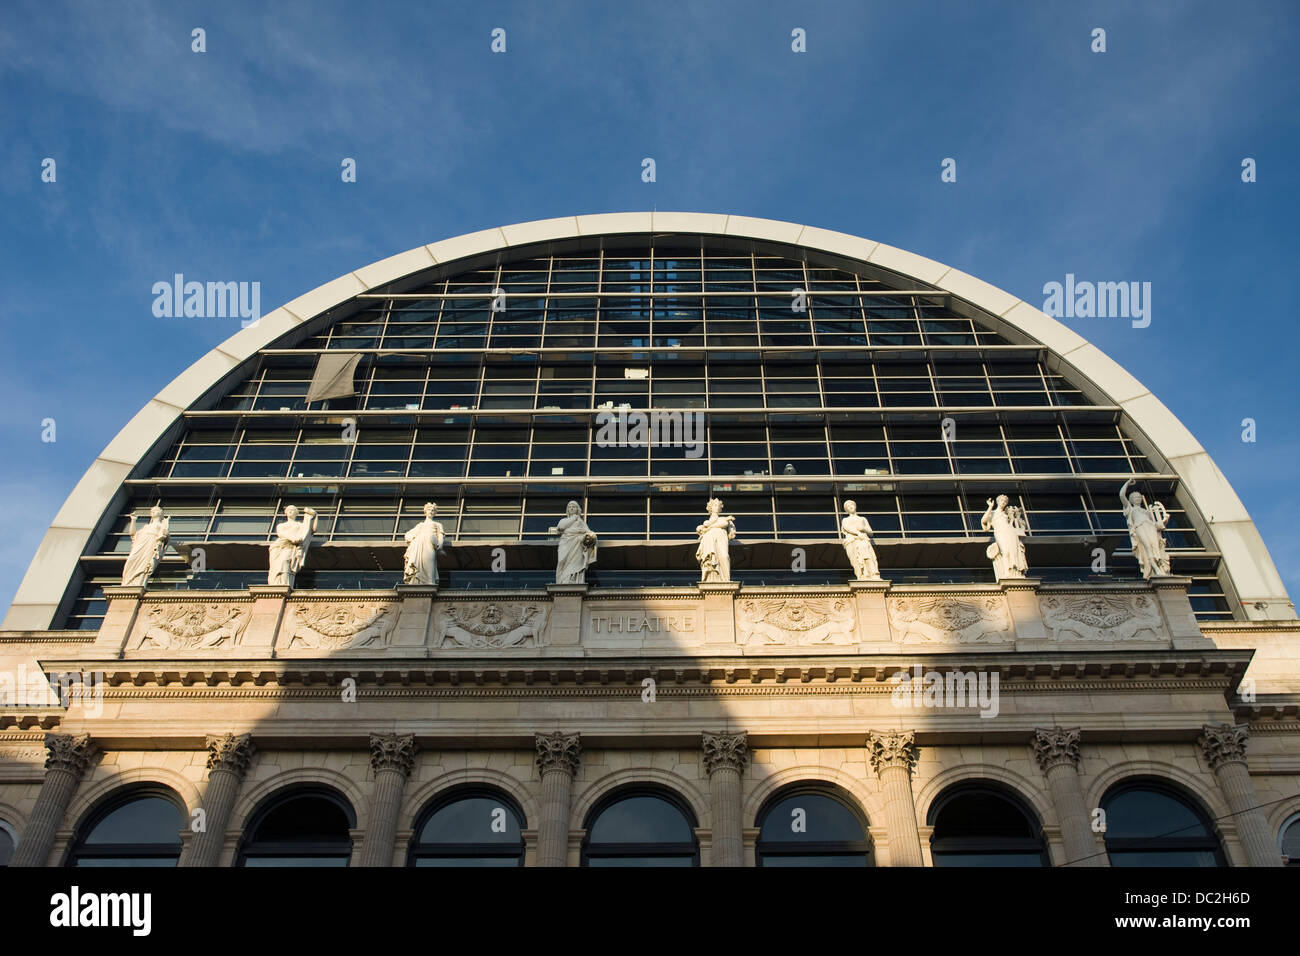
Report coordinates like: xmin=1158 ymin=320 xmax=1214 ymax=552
xmin=1 ymin=577 xmax=1297 ymax=866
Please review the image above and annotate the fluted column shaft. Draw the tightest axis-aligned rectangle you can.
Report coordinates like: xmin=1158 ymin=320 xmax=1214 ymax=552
xmin=868 ymin=731 xmax=922 ymax=867
xmin=535 ymin=732 xmax=580 ymax=867
xmin=1200 ymin=723 xmax=1282 ymax=867
xmin=11 ymin=733 xmax=97 ymax=867
xmin=184 ymin=734 xmax=255 ymax=867
xmin=703 ymin=731 xmax=749 ymax=866
xmin=1032 ymin=727 xmax=1104 ymax=867
xmin=359 ymin=734 xmax=417 ymax=867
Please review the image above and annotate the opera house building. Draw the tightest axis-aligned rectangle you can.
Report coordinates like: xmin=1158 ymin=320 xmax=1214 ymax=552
xmin=2 ymin=212 xmax=1297 ymax=869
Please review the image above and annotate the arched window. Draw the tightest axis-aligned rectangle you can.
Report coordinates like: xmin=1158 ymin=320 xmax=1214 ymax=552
xmin=581 ymin=788 xmax=698 ymax=867
xmin=1101 ymin=781 xmax=1225 ymax=867
xmin=408 ymin=789 xmax=526 ymax=866
xmin=756 ymin=787 xmax=871 ymax=866
xmin=67 ymin=789 xmax=185 ymax=867
xmin=0 ymin=820 xmax=16 ymax=867
xmin=929 ymin=785 xmax=1048 ymax=866
xmin=1280 ymin=813 xmax=1300 ymax=866
xmin=237 ymin=788 xmax=354 ymax=867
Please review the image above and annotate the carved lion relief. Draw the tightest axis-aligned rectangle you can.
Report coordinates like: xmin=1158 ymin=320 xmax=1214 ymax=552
xmin=737 ymin=598 xmax=857 ymax=646
xmin=136 ymin=603 xmax=251 ymax=650
xmin=887 ymin=595 xmax=1012 ymax=645
xmin=1040 ymin=594 xmax=1163 ymax=642
xmin=287 ymin=602 xmax=398 ymax=650
xmin=436 ymin=602 xmax=549 ymax=649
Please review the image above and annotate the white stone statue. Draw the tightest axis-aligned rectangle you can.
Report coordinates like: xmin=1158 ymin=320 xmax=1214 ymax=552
xmin=840 ymin=500 xmax=882 ymax=581
xmin=268 ymin=505 xmax=318 ymax=587
xmin=549 ymin=501 xmax=597 ymax=585
xmin=121 ymin=505 xmax=169 ymax=587
xmin=981 ymin=495 xmax=1029 ymax=579
xmin=695 ymin=498 xmax=737 ymax=583
xmin=403 ymin=502 xmax=446 ymax=586
xmin=1120 ymin=479 xmax=1171 ymax=579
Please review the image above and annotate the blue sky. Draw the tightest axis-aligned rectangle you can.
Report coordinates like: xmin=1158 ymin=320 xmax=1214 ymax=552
xmin=1 ymin=0 xmax=1298 ymax=612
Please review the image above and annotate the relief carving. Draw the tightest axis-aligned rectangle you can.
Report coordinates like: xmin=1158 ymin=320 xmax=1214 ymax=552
xmin=287 ymin=602 xmax=398 ymax=650
xmin=136 ymin=602 xmax=252 ymax=650
xmin=437 ymin=602 xmax=548 ymax=649
xmin=1040 ymin=594 xmax=1162 ymax=642
xmin=887 ymin=595 xmax=1011 ymax=644
xmin=737 ymin=597 xmax=856 ymax=645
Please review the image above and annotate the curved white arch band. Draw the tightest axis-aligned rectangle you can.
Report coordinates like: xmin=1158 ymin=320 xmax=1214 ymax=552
xmin=5 ymin=212 xmax=1290 ymax=629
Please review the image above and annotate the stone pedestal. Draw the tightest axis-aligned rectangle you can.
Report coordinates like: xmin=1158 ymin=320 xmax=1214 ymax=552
xmin=848 ymin=580 xmax=891 ymax=645
xmin=246 ymin=585 xmax=290 ymax=652
xmin=698 ymin=582 xmax=740 ymax=645
xmin=545 ymin=584 xmax=587 ymax=647
xmin=1002 ymin=578 xmax=1047 ymax=647
xmin=87 ymin=586 xmax=146 ymax=659
xmin=392 ymin=586 xmax=437 ymax=649
xmin=1151 ymin=577 xmax=1214 ymax=649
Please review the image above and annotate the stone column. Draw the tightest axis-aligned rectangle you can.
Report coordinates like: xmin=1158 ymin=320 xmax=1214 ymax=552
xmin=184 ymin=733 xmax=256 ymax=867
xmin=702 ymin=731 xmax=749 ymax=867
xmin=1198 ymin=723 xmax=1283 ymax=867
xmin=535 ymin=731 xmax=581 ymax=867
xmin=867 ymin=730 xmax=923 ymax=867
xmin=11 ymin=733 xmax=98 ymax=867
xmin=358 ymin=733 xmax=418 ymax=867
xmin=1031 ymin=727 xmax=1104 ymax=867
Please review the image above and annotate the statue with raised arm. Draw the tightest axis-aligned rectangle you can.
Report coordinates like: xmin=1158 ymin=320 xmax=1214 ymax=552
xmin=121 ymin=505 xmax=170 ymax=587
xmin=695 ymin=498 xmax=737 ymax=583
xmin=840 ymin=500 xmax=882 ymax=581
xmin=1120 ymin=479 xmax=1171 ymax=579
xmin=981 ymin=494 xmax=1029 ymax=579
xmin=549 ymin=501 xmax=597 ymax=585
xmin=403 ymin=502 xmax=446 ymax=586
xmin=268 ymin=505 xmax=318 ymax=587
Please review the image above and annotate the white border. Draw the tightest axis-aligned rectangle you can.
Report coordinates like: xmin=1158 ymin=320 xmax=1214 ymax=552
xmin=5 ymin=212 xmax=1291 ymax=628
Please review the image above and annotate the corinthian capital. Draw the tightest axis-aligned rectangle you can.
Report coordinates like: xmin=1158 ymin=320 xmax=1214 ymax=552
xmin=44 ymin=733 xmax=98 ymax=777
xmin=867 ymin=730 xmax=918 ymax=775
xmin=535 ymin=731 xmax=581 ymax=777
xmin=1031 ymin=727 xmax=1082 ymax=773
xmin=206 ymin=733 xmax=256 ymax=777
xmin=1199 ymin=723 xmax=1249 ymax=770
xmin=369 ymin=733 xmax=417 ymax=777
xmin=702 ymin=731 xmax=749 ymax=776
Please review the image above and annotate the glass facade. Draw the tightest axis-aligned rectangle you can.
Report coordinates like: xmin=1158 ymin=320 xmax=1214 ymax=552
xmin=63 ymin=237 xmax=1231 ymax=627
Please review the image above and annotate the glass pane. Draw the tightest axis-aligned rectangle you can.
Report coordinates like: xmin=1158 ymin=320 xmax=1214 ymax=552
xmin=253 ymin=796 xmax=351 ymax=845
xmin=759 ymin=794 xmax=865 ymax=843
xmin=418 ymin=797 xmax=522 ymax=844
xmin=84 ymin=797 xmax=183 ymax=846
xmin=587 ymin=856 xmax=694 ymax=867
xmin=243 ymin=856 xmax=351 ymax=867
xmin=760 ymin=855 xmax=868 ymax=867
xmin=1104 ymin=789 xmax=1209 ymax=839
xmin=588 ymin=796 xmax=692 ymax=844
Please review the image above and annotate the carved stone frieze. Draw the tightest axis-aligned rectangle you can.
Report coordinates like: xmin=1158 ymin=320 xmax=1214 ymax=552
xmin=287 ymin=602 xmax=398 ymax=650
xmin=437 ymin=602 xmax=548 ymax=648
xmin=136 ymin=602 xmax=252 ymax=650
xmin=886 ymin=595 xmax=1011 ymax=644
xmin=737 ymin=597 xmax=856 ymax=646
xmin=1040 ymin=593 xmax=1162 ymax=642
